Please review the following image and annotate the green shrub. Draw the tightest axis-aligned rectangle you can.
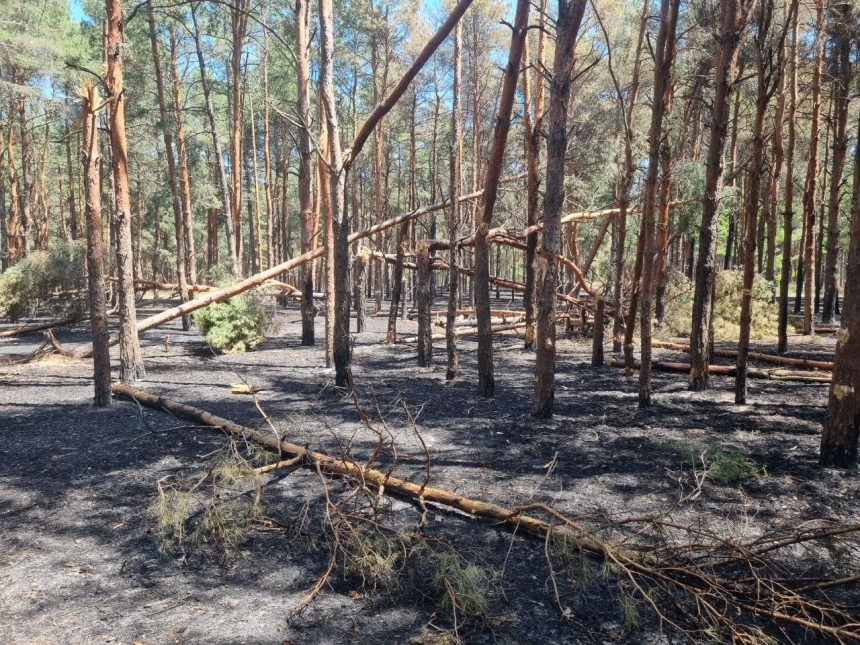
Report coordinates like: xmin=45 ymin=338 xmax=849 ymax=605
xmin=660 ymin=441 xmax=765 ymax=485
xmin=0 ymin=245 xmax=86 ymax=321
xmin=660 ymin=269 xmax=780 ymax=341
xmin=192 ymin=293 xmax=267 ymax=353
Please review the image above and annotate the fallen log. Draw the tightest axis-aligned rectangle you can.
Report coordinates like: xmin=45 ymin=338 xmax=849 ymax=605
xmin=110 ymin=383 xmax=860 ymax=642
xmin=651 ymin=341 xmax=833 ymax=371
xmin=395 ymin=321 xmax=527 ymax=344
xmin=111 ymin=382 xmax=570 ymax=542
xmin=610 ymin=359 xmax=830 ymax=383
xmin=0 ymin=314 xmax=86 ymax=338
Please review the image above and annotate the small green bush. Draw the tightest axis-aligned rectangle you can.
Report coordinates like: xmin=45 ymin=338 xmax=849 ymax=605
xmin=192 ymin=294 xmax=267 ymax=353
xmin=660 ymin=441 xmax=765 ymax=485
xmin=0 ymin=245 xmax=86 ymax=321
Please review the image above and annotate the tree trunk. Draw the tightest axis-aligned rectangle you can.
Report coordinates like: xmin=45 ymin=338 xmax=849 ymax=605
xmin=446 ymin=22 xmax=463 ymax=380
xmin=801 ymin=0 xmax=824 ymax=335
xmin=821 ymin=1 xmax=850 ymax=324
xmin=147 ymin=1 xmax=191 ymax=330
xmin=296 ymin=0 xmax=315 ymax=346
xmin=17 ymin=96 xmax=32 ymax=260
xmin=80 ymin=81 xmax=112 ymax=407
xmin=190 ymin=2 xmax=236 ymax=276
xmin=735 ymin=0 xmax=778 ymax=404
xmin=229 ymin=0 xmax=248 ymax=272
xmin=6 ymin=110 xmax=20 ymax=266
xmin=689 ymin=0 xmax=754 ymax=390
xmin=637 ymin=0 xmax=679 ymax=407
xmin=261 ymin=24 xmax=274 ymax=271
xmin=532 ymin=0 xmax=587 ymax=417
xmin=475 ymin=0 xmax=530 ymax=398
xmin=611 ymin=0 xmax=649 ymax=354
xmin=169 ymin=22 xmax=196 ymax=287
xmin=417 ymin=242 xmax=432 ymax=367
xmin=522 ymin=0 xmax=547 ymax=351
xmin=777 ymin=1 xmax=799 ymax=353
xmin=819 ymin=110 xmax=860 ymax=467
xmin=106 ymin=0 xmax=145 ymax=382
xmin=354 ymin=253 xmax=366 ymax=333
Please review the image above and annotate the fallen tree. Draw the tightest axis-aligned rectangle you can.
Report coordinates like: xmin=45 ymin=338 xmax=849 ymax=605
xmin=611 ymin=359 xmax=832 ymax=383
xmin=113 ymin=383 xmax=860 ymax=642
xmin=0 ymin=314 xmax=86 ymax=338
xmin=652 ymin=340 xmax=834 ymax=371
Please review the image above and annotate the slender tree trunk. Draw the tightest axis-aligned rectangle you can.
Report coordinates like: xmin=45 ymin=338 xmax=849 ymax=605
xmin=532 ymin=0 xmax=587 ymax=417
xmin=654 ymin=83 xmax=675 ymax=326
xmin=0 ymin=128 xmax=6 ymax=271
xmin=819 ymin=110 xmax=860 ymax=467
xmin=777 ymin=1 xmax=799 ymax=353
xmin=80 ymin=82 xmax=112 ymax=407
xmin=522 ymin=0 xmax=547 ymax=351
xmin=106 ymin=0 xmax=145 ymax=382
xmin=735 ymin=0 xmax=777 ymax=404
xmin=801 ymin=0 xmax=824 ymax=334
xmin=689 ymin=0 xmax=754 ymax=390
xmin=612 ymin=0 xmax=649 ymax=353
xmin=354 ymin=253 xmax=366 ymax=332
xmin=296 ymin=0 xmax=315 ymax=346
xmin=638 ymin=0 xmax=679 ymax=408
xmin=229 ymin=0 xmax=248 ymax=272
xmin=190 ymin=2 xmax=236 ymax=276
xmin=475 ymin=0 xmax=530 ymax=397
xmin=446 ymin=21 xmax=463 ymax=380
xmin=65 ymin=122 xmax=79 ymax=241
xmin=318 ymin=101 xmax=335 ymax=366
xmin=169 ymin=22 xmax=196 ymax=287
xmin=147 ymin=1 xmax=191 ymax=330
xmin=724 ymin=90 xmax=741 ymax=270
xmin=821 ymin=1 xmax=851 ymax=324
xmin=262 ymin=24 xmax=274 ymax=271
xmin=417 ymin=242 xmax=432 ymax=366
xmin=6 ymin=110 xmax=20 ymax=266
xmin=17 ymin=96 xmax=32 ymax=259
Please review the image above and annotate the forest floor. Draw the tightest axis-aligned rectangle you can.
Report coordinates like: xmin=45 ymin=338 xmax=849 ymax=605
xmin=0 ymin=296 xmax=857 ymax=645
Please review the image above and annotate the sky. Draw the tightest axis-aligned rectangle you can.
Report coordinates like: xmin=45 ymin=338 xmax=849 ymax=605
xmin=69 ymin=0 xmax=86 ymax=23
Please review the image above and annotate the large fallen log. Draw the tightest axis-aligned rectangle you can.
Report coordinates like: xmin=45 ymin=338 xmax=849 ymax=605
xmin=651 ymin=340 xmax=834 ymax=371
xmin=0 ymin=314 xmax=86 ymax=338
xmin=610 ymin=359 xmax=831 ymax=383
xmin=111 ymin=382 xmax=566 ymax=541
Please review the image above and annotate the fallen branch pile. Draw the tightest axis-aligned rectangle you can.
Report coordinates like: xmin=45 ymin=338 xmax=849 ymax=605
xmin=652 ymin=340 xmax=834 ymax=371
xmin=114 ymin=383 xmax=860 ymax=641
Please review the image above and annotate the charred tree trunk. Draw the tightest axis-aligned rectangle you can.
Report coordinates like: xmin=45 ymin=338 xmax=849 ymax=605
xmin=821 ymin=1 xmax=851 ymax=324
xmin=446 ymin=22 xmax=463 ymax=380
xmin=80 ymin=82 xmax=112 ymax=407
xmin=819 ymin=110 xmax=860 ymax=467
xmin=523 ymin=0 xmax=547 ymax=351
xmin=638 ymin=0 xmax=679 ymax=407
xmin=735 ymin=0 xmax=781 ymax=404
xmin=801 ymin=0 xmax=824 ymax=335
xmin=106 ymin=0 xmax=145 ymax=382
xmin=777 ymin=1 xmax=799 ymax=353
xmin=296 ymin=0 xmax=315 ymax=346
xmin=354 ymin=253 xmax=366 ymax=333
xmin=532 ymin=0 xmax=587 ymax=417
xmin=417 ymin=242 xmax=432 ymax=367
xmin=475 ymin=0 xmax=530 ymax=397
xmin=689 ymin=0 xmax=754 ymax=390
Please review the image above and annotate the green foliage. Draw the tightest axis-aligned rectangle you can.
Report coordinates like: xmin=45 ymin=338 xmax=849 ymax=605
xmin=659 ymin=269 xmax=780 ymax=341
xmin=342 ymin=530 xmax=404 ymax=593
xmin=429 ymin=551 xmax=492 ymax=618
xmin=192 ymin=294 xmax=267 ymax=354
xmin=0 ymin=246 xmax=87 ymax=321
xmin=661 ymin=441 xmax=765 ymax=485
xmin=149 ymin=446 xmax=264 ymax=559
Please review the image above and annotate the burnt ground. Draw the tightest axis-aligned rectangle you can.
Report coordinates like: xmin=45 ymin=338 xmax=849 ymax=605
xmin=1 ymin=296 xmax=858 ymax=645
